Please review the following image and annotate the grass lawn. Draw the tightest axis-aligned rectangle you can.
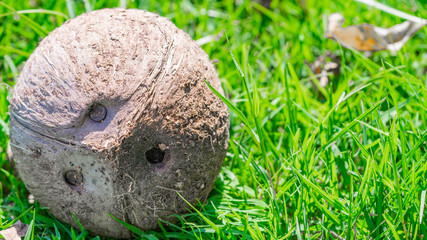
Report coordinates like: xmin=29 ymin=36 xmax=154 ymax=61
xmin=1 ymin=0 xmax=427 ymax=239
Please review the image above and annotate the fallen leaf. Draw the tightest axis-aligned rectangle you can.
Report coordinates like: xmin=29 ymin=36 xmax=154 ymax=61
xmin=305 ymin=51 xmax=341 ymax=89
xmin=0 ymin=220 xmax=29 ymax=240
xmin=325 ymin=13 xmax=424 ymax=52
xmin=0 ymin=228 xmax=20 ymax=240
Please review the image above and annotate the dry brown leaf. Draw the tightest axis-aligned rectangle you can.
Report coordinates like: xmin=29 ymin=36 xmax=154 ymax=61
xmin=0 ymin=228 xmax=20 ymax=240
xmin=305 ymin=51 xmax=341 ymax=89
xmin=0 ymin=220 xmax=29 ymax=240
xmin=325 ymin=13 xmax=424 ymax=52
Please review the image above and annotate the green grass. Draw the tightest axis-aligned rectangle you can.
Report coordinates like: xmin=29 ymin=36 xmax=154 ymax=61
xmin=1 ymin=0 xmax=427 ymax=239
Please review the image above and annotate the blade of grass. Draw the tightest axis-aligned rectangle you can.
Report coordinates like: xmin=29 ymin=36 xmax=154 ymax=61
xmin=107 ymin=213 xmax=144 ymax=236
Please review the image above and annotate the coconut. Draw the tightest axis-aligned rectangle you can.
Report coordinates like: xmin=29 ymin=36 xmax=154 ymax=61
xmin=9 ymin=8 xmax=229 ymax=238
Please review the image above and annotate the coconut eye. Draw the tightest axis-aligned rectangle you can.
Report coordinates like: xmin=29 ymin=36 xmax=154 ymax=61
xmin=145 ymin=146 xmax=165 ymax=164
xmin=64 ymin=170 xmax=83 ymax=186
xmin=89 ymin=104 xmax=107 ymax=122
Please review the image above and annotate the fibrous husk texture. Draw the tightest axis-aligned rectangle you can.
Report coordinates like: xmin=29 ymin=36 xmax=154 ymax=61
xmin=9 ymin=8 xmax=229 ymax=238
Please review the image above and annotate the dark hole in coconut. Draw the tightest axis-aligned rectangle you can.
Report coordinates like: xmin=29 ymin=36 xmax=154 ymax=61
xmin=145 ymin=146 xmax=165 ymax=164
xmin=88 ymin=104 xmax=107 ymax=122
xmin=64 ymin=170 xmax=83 ymax=186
